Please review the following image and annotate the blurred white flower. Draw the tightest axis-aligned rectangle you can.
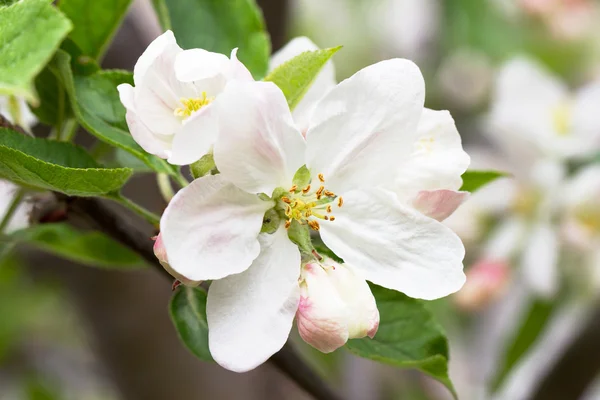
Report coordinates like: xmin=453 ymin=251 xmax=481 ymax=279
xmin=0 ymin=180 xmax=31 ymax=233
xmin=454 ymin=258 xmax=511 ymax=311
xmin=118 ymin=30 xmax=253 ymax=165
xmin=158 ymin=59 xmax=468 ymax=371
xmin=270 ymin=37 xmax=336 ymax=134
xmin=0 ymin=96 xmax=37 ymax=132
xmin=518 ymin=0 xmax=596 ymax=41
xmin=296 ymin=259 xmax=379 ymax=353
xmin=489 ymin=57 xmax=600 ymax=161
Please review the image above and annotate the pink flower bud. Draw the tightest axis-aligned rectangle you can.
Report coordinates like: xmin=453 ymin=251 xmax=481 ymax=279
xmin=153 ymin=233 xmax=201 ymax=287
xmin=296 ymin=259 xmax=379 ymax=353
xmin=454 ymin=259 xmax=510 ymax=311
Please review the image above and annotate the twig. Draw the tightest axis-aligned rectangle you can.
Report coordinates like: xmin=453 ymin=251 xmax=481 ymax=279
xmin=530 ymin=302 xmax=600 ymax=400
xmin=55 ymin=194 xmax=342 ymax=400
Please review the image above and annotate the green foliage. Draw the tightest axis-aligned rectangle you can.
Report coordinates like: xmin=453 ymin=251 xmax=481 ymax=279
xmin=190 ymin=152 xmax=215 ymax=179
xmin=51 ymin=50 xmax=174 ymax=174
xmin=170 ymin=286 xmax=213 ymax=361
xmin=154 ymin=0 xmax=271 ymax=78
xmin=491 ymin=298 xmax=555 ymax=391
xmin=345 ymin=284 xmax=457 ymax=398
xmin=264 ymin=47 xmax=341 ymax=111
xmin=0 ymin=0 xmax=72 ymax=103
xmin=0 ymin=128 xmax=132 ymax=196
xmin=12 ymin=223 xmax=147 ymax=269
xmin=460 ymin=170 xmax=508 ymax=193
xmin=59 ymin=0 xmax=133 ymax=59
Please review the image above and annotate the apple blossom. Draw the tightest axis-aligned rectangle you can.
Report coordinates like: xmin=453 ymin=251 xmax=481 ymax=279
xmin=454 ymin=258 xmax=510 ymax=311
xmin=270 ymin=37 xmax=336 ymax=134
xmin=159 ymin=59 xmax=467 ymax=371
xmin=117 ymin=30 xmax=253 ymax=165
xmin=489 ymin=57 xmax=600 ymax=160
xmin=0 ymin=180 xmax=31 ymax=233
xmin=0 ymin=95 xmax=37 ymax=132
xmin=296 ymin=258 xmax=379 ymax=353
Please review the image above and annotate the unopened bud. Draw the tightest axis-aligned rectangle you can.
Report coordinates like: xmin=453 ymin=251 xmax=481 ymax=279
xmin=454 ymin=259 xmax=510 ymax=311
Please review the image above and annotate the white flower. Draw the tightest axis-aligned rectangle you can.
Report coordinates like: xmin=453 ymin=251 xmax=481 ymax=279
xmin=296 ymin=258 xmax=379 ymax=353
xmin=160 ymin=59 xmax=467 ymax=372
xmin=117 ymin=30 xmax=253 ymax=165
xmin=454 ymin=258 xmax=510 ymax=311
xmin=0 ymin=180 xmax=31 ymax=233
xmin=489 ymin=57 xmax=600 ymax=161
xmin=269 ymin=37 xmax=336 ymax=134
xmin=0 ymin=96 xmax=37 ymax=132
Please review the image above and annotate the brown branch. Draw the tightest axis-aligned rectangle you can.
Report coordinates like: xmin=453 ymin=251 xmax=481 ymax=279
xmin=52 ymin=194 xmax=342 ymax=400
xmin=529 ymin=303 xmax=600 ymax=400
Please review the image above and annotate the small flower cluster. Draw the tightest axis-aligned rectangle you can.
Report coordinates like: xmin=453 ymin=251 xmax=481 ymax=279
xmin=124 ymin=31 xmax=470 ymax=372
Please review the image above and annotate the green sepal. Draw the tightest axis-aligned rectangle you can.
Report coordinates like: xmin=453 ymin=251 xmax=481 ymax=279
xmin=190 ymin=153 xmax=216 ymax=180
xmin=287 ymin=220 xmax=314 ymax=254
xmin=292 ymin=165 xmax=311 ymax=189
xmin=260 ymin=208 xmax=281 ymax=234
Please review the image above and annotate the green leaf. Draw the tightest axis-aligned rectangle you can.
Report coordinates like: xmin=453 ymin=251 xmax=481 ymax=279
xmin=13 ymin=223 xmax=147 ymax=269
xmin=0 ymin=127 xmax=132 ymax=196
xmin=0 ymin=0 xmax=72 ymax=103
xmin=52 ymin=50 xmax=174 ymax=174
xmin=491 ymin=298 xmax=555 ymax=391
xmin=460 ymin=170 xmax=508 ymax=193
xmin=264 ymin=47 xmax=341 ymax=111
xmin=155 ymin=0 xmax=271 ymax=79
xmin=345 ymin=284 xmax=457 ymax=398
xmin=59 ymin=0 xmax=133 ymax=60
xmin=170 ymin=286 xmax=213 ymax=361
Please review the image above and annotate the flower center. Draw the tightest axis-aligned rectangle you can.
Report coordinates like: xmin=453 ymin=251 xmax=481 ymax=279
xmin=174 ymin=92 xmax=214 ymax=119
xmin=281 ymin=173 xmax=343 ymax=231
xmin=575 ymin=205 xmax=600 ymax=234
xmin=552 ymin=101 xmax=572 ymax=136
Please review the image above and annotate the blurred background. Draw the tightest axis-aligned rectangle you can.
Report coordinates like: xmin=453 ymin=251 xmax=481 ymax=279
xmin=2 ymin=0 xmax=600 ymax=399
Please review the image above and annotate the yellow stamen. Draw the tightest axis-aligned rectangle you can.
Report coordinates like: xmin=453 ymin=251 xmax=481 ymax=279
xmin=318 ymin=173 xmax=325 ymax=182
xmin=324 ymin=190 xmax=335 ymax=197
xmin=337 ymin=197 xmax=344 ymax=207
xmin=173 ymin=92 xmax=213 ymax=118
xmin=285 ymin=220 xmax=291 ymax=229
xmin=329 ymin=216 xmax=336 ymax=221
xmin=289 ymin=185 xmax=298 ymax=193
xmin=326 ymin=205 xmax=332 ymax=213
xmin=302 ymin=185 xmax=311 ymax=194
xmin=308 ymin=220 xmax=321 ymax=231
xmin=281 ymin=197 xmax=291 ymax=204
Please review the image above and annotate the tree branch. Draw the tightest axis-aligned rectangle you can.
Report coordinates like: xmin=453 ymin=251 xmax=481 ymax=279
xmin=53 ymin=194 xmax=342 ymax=400
xmin=530 ymin=302 xmax=600 ymax=400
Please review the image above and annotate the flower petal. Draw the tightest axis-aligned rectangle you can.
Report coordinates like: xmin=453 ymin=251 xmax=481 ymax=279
xmin=213 ymin=81 xmax=306 ymax=194
xmin=571 ymin=80 xmax=600 ymax=156
xmin=270 ymin=37 xmax=336 ymax=133
xmin=207 ymin=226 xmax=301 ymax=372
xmin=411 ymin=189 xmax=469 ymax=222
xmin=305 ymin=58 xmax=425 ymax=193
xmin=320 ymin=188 xmax=465 ymax=300
xmin=227 ymin=48 xmax=254 ymax=81
xmin=153 ymin=233 xmax=201 ymax=286
xmin=174 ymin=49 xmax=231 ymax=83
xmin=160 ymin=174 xmax=273 ymax=282
xmin=133 ymin=30 xmax=179 ymax=85
xmin=297 ymin=262 xmax=350 ymax=353
xmin=521 ymin=222 xmax=559 ymax=298
xmin=395 ymin=109 xmax=470 ymax=199
xmin=167 ymin=105 xmax=218 ymax=165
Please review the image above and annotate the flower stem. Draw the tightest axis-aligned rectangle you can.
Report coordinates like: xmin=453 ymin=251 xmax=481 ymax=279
xmin=175 ymin=170 xmax=190 ymax=188
xmin=108 ymin=193 xmax=161 ymax=226
xmin=157 ymin=173 xmax=175 ymax=202
xmin=0 ymin=189 xmax=25 ymax=233
xmin=61 ymin=119 xmax=79 ymax=142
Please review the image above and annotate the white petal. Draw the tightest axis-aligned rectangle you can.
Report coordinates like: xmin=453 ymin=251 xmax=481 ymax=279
xmin=133 ymin=30 xmax=179 ymax=85
xmin=153 ymin=233 xmax=201 ymax=286
xmin=297 ymin=262 xmax=350 ymax=353
xmin=306 ymin=59 xmax=425 ymax=194
xmin=521 ymin=222 xmax=559 ymax=297
xmin=412 ymin=189 xmax=469 ymax=222
xmin=396 ymin=109 xmax=470 ymax=199
xmin=167 ymin=105 xmax=217 ymax=165
xmin=227 ymin=48 xmax=254 ymax=81
xmin=324 ymin=262 xmax=379 ymax=339
xmin=174 ymin=49 xmax=231 ymax=83
xmin=320 ymin=188 xmax=465 ymax=300
xmin=124 ymin=108 xmax=172 ymax=159
xmin=270 ymin=37 xmax=336 ymax=133
xmin=483 ymin=216 xmax=527 ymax=260
xmin=213 ymin=81 xmax=306 ymax=194
xmin=571 ymin=80 xmax=600 ymax=156
xmin=0 ymin=179 xmax=31 ymax=233
xmin=488 ymin=57 xmax=567 ymax=160
xmin=207 ymin=226 xmax=301 ymax=372
xmin=117 ymin=83 xmax=135 ymax=110
xmin=160 ymin=174 xmax=273 ymax=282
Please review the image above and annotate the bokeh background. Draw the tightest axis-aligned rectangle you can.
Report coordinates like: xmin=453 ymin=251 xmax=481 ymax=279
xmin=2 ymin=0 xmax=600 ymax=399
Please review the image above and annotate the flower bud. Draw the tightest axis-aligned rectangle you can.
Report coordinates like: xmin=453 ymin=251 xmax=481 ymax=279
xmin=153 ymin=233 xmax=201 ymax=287
xmin=296 ymin=258 xmax=379 ymax=353
xmin=454 ymin=259 xmax=510 ymax=311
